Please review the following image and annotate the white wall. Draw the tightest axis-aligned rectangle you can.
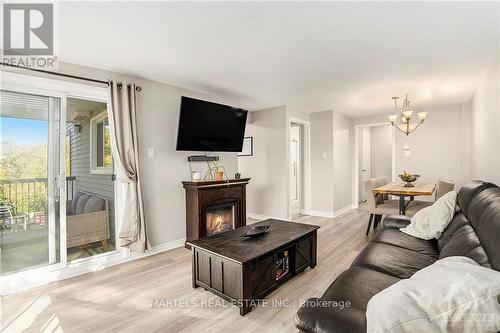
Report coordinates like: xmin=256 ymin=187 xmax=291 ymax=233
xmin=13 ymin=62 xmax=242 ymax=247
xmin=370 ymin=125 xmax=393 ymax=181
xmin=354 ymin=103 xmax=472 ymax=199
xmin=471 ymin=52 xmax=500 ymax=184
xmin=310 ymin=111 xmax=334 ymax=213
xmin=238 ymin=106 xmax=289 ymax=219
xmin=332 ymin=111 xmax=354 ymax=212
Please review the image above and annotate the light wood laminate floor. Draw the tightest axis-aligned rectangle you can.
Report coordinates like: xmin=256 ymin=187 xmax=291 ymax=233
xmin=1 ymin=207 xmax=374 ymax=333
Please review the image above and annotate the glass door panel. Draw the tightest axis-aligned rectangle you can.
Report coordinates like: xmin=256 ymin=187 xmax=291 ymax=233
xmin=0 ymin=90 xmax=61 ymax=274
xmin=66 ymin=97 xmax=115 ymax=260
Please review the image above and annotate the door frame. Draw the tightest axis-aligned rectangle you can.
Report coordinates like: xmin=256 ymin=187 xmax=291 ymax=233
xmin=0 ymin=71 xmax=119 ymax=293
xmin=289 ymin=122 xmax=302 ymax=215
xmin=353 ymin=122 xmax=396 ymax=208
xmin=288 ymin=117 xmax=311 ymax=219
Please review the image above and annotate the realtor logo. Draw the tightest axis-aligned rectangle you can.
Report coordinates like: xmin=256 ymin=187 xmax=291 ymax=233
xmin=3 ymin=3 xmax=54 ymax=56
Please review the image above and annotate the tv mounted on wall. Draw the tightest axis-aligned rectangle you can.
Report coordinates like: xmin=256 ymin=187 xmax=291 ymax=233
xmin=176 ymin=97 xmax=248 ymax=152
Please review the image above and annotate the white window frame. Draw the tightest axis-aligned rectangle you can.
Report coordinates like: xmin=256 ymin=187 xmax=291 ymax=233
xmin=90 ymin=110 xmax=113 ymax=174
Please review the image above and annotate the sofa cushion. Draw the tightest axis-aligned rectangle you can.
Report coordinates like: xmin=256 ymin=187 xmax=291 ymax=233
xmin=468 ymin=187 xmax=500 ymax=271
xmin=83 ymin=196 xmax=105 ymax=214
xmin=75 ymin=194 xmax=90 ymax=215
xmin=437 ymin=211 xmax=469 ymax=250
xmin=71 ymin=191 xmax=84 ymax=215
xmin=382 ymin=215 xmax=411 ymax=229
xmin=295 ymin=267 xmax=399 ymax=333
xmin=372 ymin=228 xmax=439 ymax=257
xmin=321 ymin=266 xmax=400 ymax=310
xmin=351 ymin=242 xmax=436 ymax=279
xmin=439 ymin=224 xmax=491 ymax=267
xmin=456 ymin=181 xmax=497 ymax=219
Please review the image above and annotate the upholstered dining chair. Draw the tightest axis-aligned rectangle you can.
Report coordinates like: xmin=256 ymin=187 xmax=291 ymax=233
xmin=364 ymin=177 xmax=401 ymax=235
xmin=408 ymin=179 xmax=455 ymax=211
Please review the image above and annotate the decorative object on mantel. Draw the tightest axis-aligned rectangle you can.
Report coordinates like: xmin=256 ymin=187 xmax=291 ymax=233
xmin=204 ymin=161 xmax=226 ymax=181
xmin=388 ymin=94 xmax=428 ymax=135
xmin=398 ymin=171 xmax=420 ymax=187
xmin=238 ymin=136 xmax=253 ymax=156
xmin=235 ymin=172 xmax=241 ymax=179
xmin=191 ymin=171 xmax=201 ymax=180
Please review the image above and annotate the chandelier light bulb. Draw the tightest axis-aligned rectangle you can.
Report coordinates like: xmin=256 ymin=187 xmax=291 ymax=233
xmin=417 ymin=111 xmax=428 ymax=121
xmin=402 ymin=110 xmax=413 ymax=119
xmin=388 ymin=94 xmax=427 ymax=135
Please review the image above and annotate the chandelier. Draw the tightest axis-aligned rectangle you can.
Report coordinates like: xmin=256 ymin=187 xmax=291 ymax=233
xmin=388 ymin=94 xmax=428 ymax=135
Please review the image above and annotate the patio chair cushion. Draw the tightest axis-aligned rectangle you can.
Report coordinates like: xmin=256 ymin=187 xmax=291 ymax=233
xmin=75 ymin=194 xmax=91 ymax=215
xmin=71 ymin=191 xmax=84 ymax=215
xmin=83 ymin=196 xmax=105 ymax=214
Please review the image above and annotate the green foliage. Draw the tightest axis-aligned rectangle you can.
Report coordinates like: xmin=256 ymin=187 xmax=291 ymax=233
xmin=0 ymin=143 xmax=48 ymax=179
xmin=0 ymin=143 xmax=48 ymax=215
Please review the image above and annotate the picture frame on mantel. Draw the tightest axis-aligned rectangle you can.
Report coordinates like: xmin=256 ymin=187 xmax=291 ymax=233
xmin=238 ymin=137 xmax=253 ymax=156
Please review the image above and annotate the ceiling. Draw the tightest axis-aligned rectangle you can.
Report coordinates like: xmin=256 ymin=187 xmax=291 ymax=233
xmin=58 ymin=2 xmax=499 ymax=116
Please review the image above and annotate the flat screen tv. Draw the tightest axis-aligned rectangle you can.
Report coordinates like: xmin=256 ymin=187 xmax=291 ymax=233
xmin=176 ymin=97 xmax=248 ymax=152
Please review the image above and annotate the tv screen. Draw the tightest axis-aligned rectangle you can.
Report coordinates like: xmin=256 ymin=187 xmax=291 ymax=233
xmin=176 ymin=97 xmax=248 ymax=152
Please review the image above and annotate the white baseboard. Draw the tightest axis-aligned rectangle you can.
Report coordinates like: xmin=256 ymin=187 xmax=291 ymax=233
xmin=247 ymin=213 xmax=290 ymax=221
xmin=333 ymin=205 xmax=353 ymax=217
xmin=1 ymin=237 xmax=186 ymax=296
xmin=300 ymin=209 xmax=335 ymax=218
xmin=301 ymin=205 xmax=354 ymax=219
xmin=151 ymin=238 xmax=186 ymax=253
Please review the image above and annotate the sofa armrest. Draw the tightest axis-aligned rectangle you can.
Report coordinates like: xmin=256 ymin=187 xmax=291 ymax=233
xmin=295 ymin=298 xmax=365 ymax=333
xmin=382 ymin=215 xmax=411 ymax=229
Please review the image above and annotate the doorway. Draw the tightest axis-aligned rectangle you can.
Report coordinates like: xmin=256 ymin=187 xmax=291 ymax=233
xmin=355 ymin=123 xmax=395 ymax=205
xmin=290 ymin=122 xmax=304 ymax=216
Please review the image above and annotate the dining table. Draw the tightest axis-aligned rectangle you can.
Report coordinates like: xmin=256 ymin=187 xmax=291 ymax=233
xmin=372 ymin=182 xmax=436 ymax=215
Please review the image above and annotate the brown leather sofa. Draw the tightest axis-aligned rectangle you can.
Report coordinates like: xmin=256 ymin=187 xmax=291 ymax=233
xmin=295 ymin=181 xmax=500 ymax=333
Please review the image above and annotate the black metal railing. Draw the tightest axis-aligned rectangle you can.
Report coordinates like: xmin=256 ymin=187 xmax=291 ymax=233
xmin=0 ymin=176 xmax=76 ymax=217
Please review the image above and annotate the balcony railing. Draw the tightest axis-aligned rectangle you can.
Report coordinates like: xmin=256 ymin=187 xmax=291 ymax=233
xmin=0 ymin=176 xmax=76 ymax=219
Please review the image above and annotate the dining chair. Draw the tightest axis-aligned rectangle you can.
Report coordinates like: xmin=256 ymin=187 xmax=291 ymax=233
xmin=363 ymin=177 xmax=400 ymax=235
xmin=407 ymin=179 xmax=455 ymax=212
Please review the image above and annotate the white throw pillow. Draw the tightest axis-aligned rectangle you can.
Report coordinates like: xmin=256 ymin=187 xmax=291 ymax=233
xmin=400 ymin=190 xmax=457 ymax=240
xmin=366 ymin=256 xmax=500 ymax=333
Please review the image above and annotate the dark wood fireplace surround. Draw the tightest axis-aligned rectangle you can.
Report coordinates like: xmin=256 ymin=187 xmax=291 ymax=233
xmin=182 ymin=178 xmax=250 ymax=249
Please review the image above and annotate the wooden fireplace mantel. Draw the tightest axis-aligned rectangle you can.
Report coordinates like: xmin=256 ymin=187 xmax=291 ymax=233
xmin=181 ymin=178 xmax=251 ymax=188
xmin=182 ymin=178 xmax=250 ymax=249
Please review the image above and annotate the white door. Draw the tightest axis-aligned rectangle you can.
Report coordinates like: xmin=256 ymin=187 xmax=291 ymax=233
xmin=360 ymin=127 xmax=371 ymax=202
xmin=290 ymin=124 xmax=301 ymax=215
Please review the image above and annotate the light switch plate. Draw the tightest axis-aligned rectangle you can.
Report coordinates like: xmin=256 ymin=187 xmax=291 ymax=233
xmin=322 ymin=152 xmax=327 ymax=159
xmin=147 ymin=148 xmax=155 ymax=159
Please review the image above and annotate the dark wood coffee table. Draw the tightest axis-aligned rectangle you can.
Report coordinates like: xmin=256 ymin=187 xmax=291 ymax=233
xmin=186 ymin=219 xmax=320 ymax=315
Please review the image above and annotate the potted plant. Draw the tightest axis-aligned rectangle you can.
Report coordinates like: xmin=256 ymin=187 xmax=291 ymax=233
xmin=204 ymin=161 xmax=226 ymax=181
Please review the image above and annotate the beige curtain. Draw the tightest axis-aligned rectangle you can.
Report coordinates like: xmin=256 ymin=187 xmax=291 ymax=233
xmin=107 ymin=80 xmax=149 ymax=253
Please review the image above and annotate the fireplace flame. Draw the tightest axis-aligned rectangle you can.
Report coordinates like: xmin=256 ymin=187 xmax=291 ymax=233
xmin=214 ymin=214 xmax=224 ymax=232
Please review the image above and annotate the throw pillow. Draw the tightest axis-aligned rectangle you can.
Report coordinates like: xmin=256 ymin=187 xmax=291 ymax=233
xmin=400 ymin=190 xmax=457 ymax=240
xmin=366 ymin=256 xmax=500 ymax=333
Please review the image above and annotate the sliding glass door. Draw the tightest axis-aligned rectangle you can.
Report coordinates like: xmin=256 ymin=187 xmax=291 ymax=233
xmin=0 ymin=89 xmax=64 ymax=274
xmin=0 ymin=72 xmax=114 ymax=285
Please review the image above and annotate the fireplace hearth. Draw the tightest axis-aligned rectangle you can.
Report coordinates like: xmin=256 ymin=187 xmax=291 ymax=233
xmin=182 ymin=178 xmax=250 ymax=248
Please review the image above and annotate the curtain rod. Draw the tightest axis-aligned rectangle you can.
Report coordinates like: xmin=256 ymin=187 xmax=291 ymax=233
xmin=0 ymin=63 xmax=142 ymax=92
